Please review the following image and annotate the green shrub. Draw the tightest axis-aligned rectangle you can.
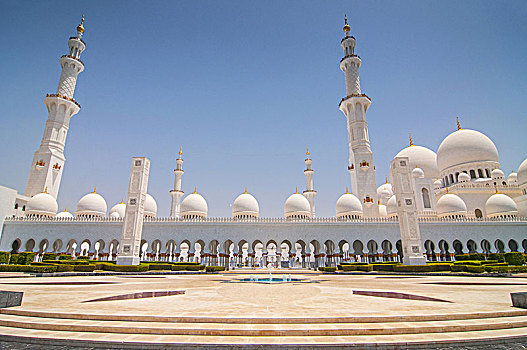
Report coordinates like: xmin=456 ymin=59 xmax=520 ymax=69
xmin=58 ymin=254 xmax=73 ymax=260
xmin=16 ymin=252 xmax=35 ymax=265
xmin=148 ymin=264 xmax=173 ymax=271
xmin=171 ymin=264 xmax=204 ymax=271
xmin=469 ymin=253 xmax=487 ymax=261
xmin=356 ymin=265 xmax=373 ymax=272
xmin=484 ymin=266 xmax=510 ymax=273
xmin=454 ymin=254 xmax=470 ymax=261
xmin=8 ymin=254 xmax=19 ymax=264
xmin=29 ymin=265 xmax=58 ymax=273
xmin=340 ymin=262 xmax=369 ymax=266
xmin=73 ymin=265 xmax=96 ymax=272
xmin=394 ymin=264 xmax=451 ymax=272
xmin=319 ymin=267 xmax=337 ymax=272
xmin=507 ymin=266 xmax=527 ymax=273
xmin=0 ymin=264 xmax=30 ymax=272
xmin=76 ymin=256 xmax=90 ymax=260
xmin=341 ymin=265 xmax=359 ymax=271
xmin=205 ymin=266 xmax=225 ymax=272
xmin=453 ymin=261 xmax=481 ymax=266
xmin=451 ymin=265 xmax=467 ymax=272
xmin=488 ymin=253 xmax=505 ymax=263
xmin=505 ymin=252 xmax=525 ymax=266
xmin=56 ymin=264 xmax=75 ymax=272
xmin=42 ymin=253 xmax=58 ymax=261
xmin=466 ymin=265 xmax=485 ymax=273
xmin=480 ymin=260 xmax=499 ymax=265
xmin=484 ymin=262 xmax=508 ymax=266
xmin=372 ymin=263 xmax=399 ymax=272
xmin=0 ymin=251 xmax=11 ymax=264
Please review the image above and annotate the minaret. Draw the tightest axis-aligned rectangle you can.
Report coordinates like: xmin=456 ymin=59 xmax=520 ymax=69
xmin=303 ymin=147 xmax=317 ymax=217
xmin=24 ymin=17 xmax=86 ymax=199
xmin=169 ymin=147 xmax=185 ymax=218
xmin=338 ymin=16 xmax=378 ymax=217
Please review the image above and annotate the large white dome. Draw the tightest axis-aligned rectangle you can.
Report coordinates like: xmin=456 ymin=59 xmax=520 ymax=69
xmin=485 ymin=193 xmax=518 ymax=218
xmin=437 ymin=193 xmax=467 ymax=217
xmin=437 ymin=129 xmax=499 ymax=173
xmin=109 ymin=201 xmax=126 ymax=218
xmin=76 ymin=190 xmax=107 ymax=217
xmin=336 ymin=192 xmax=363 ymax=218
xmin=181 ymin=192 xmax=208 ymax=218
xmin=395 ymin=145 xmax=439 ymax=179
xmin=376 ymin=183 xmax=393 ymax=197
xmin=284 ymin=192 xmax=311 ymax=218
xmin=144 ymin=193 xmax=157 ymax=217
xmin=518 ymin=158 xmax=527 ymax=186
xmin=27 ymin=192 xmax=58 ymax=217
xmin=233 ymin=191 xmax=259 ymax=218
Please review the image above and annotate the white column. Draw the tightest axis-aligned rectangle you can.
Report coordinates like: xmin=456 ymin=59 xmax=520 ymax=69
xmin=117 ymin=157 xmax=151 ymax=265
xmin=170 ymin=147 xmax=184 ymax=218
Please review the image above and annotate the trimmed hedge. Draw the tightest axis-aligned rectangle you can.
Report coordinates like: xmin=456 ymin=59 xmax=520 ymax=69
xmin=205 ymin=266 xmax=225 ymax=272
xmin=341 ymin=264 xmax=374 ymax=272
xmin=171 ymin=264 xmax=204 ymax=271
xmin=10 ymin=252 xmax=36 ymax=265
xmin=0 ymin=251 xmax=10 ymax=264
xmin=484 ymin=266 xmax=510 ymax=273
xmin=488 ymin=253 xmax=505 ymax=263
xmin=73 ymin=265 xmax=96 ymax=272
xmin=454 ymin=254 xmax=470 ymax=261
xmin=453 ymin=261 xmax=481 ymax=266
xmin=451 ymin=265 xmax=467 ymax=272
xmin=319 ymin=267 xmax=337 ymax=272
xmin=58 ymin=254 xmax=73 ymax=260
xmin=393 ymin=264 xmax=451 ymax=272
xmin=148 ymin=264 xmax=173 ymax=271
xmin=42 ymin=253 xmax=58 ymax=261
xmin=372 ymin=263 xmax=400 ymax=272
xmin=505 ymin=252 xmax=525 ymax=266
xmin=480 ymin=260 xmax=499 ymax=265
xmin=466 ymin=265 xmax=485 ymax=273
xmin=0 ymin=265 xmax=57 ymax=273
xmin=43 ymin=260 xmax=90 ymax=265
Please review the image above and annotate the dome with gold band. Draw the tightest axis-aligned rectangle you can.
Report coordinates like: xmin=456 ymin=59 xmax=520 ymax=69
xmin=343 ymin=15 xmax=350 ymax=32
xmin=77 ymin=15 xmax=85 ymax=33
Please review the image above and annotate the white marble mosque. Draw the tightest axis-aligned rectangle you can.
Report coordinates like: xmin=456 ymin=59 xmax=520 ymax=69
xmin=1 ymin=17 xmax=526 ymax=267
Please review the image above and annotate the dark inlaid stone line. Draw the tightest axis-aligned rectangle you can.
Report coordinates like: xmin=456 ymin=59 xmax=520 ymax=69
xmin=424 ymin=282 xmax=527 ymax=286
xmin=353 ymin=290 xmax=451 ymax=303
xmin=83 ymin=290 xmax=185 ymax=303
xmin=0 ymin=282 xmax=119 ymax=285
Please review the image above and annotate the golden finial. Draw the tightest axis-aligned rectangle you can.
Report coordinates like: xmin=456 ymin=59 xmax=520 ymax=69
xmin=244 ymin=186 xmax=247 ymax=194
xmin=77 ymin=15 xmax=85 ymax=33
xmin=346 ymin=187 xmax=349 ymax=194
xmin=178 ymin=146 xmax=182 ymax=157
xmin=193 ymin=186 xmax=197 ymax=194
xmin=120 ymin=198 xmax=124 ymax=204
xmin=495 ymin=186 xmax=499 ymax=194
xmin=295 ymin=187 xmax=298 ymax=194
xmin=343 ymin=15 xmax=350 ymax=33
xmin=456 ymin=116 xmax=461 ymax=130
xmin=93 ymin=186 xmax=97 ymax=193
xmin=44 ymin=186 xmax=48 ymax=194
xmin=409 ymin=132 xmax=414 ymax=146
xmin=385 ymin=176 xmax=388 ymax=184
xmin=306 ymin=146 xmax=310 ymax=158
xmin=65 ymin=206 xmax=68 ymax=211
xmin=446 ymin=187 xmax=449 ymax=194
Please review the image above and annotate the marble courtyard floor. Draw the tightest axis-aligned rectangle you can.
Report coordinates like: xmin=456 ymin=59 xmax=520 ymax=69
xmin=0 ymin=270 xmax=527 ymax=348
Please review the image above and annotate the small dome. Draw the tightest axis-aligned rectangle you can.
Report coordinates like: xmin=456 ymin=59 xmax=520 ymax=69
xmin=144 ymin=193 xmax=157 ymax=217
xmin=181 ymin=191 xmax=208 ymax=218
xmin=491 ymin=169 xmax=505 ymax=179
xmin=434 ymin=179 xmax=442 ymax=189
xmin=386 ymin=195 xmax=398 ymax=217
xmin=508 ymin=172 xmax=518 ymax=184
xmin=437 ymin=129 xmax=499 ymax=174
xmin=378 ymin=204 xmax=388 ymax=218
xmin=336 ymin=192 xmax=363 ymax=218
xmin=76 ymin=189 xmax=107 ymax=217
xmin=56 ymin=209 xmax=74 ymax=219
xmin=27 ymin=192 xmax=58 ymax=217
xmin=284 ymin=192 xmax=311 ymax=219
xmin=485 ymin=193 xmax=518 ymax=218
xmin=376 ymin=183 xmax=393 ymax=197
xmin=109 ymin=201 xmax=126 ymax=218
xmin=458 ymin=172 xmax=470 ymax=183
xmin=233 ymin=191 xmax=259 ymax=218
xmin=437 ymin=193 xmax=467 ymax=218
xmin=412 ymin=167 xmax=425 ymax=178
xmin=394 ymin=145 xmax=439 ymax=178
xmin=518 ymin=158 xmax=527 ymax=186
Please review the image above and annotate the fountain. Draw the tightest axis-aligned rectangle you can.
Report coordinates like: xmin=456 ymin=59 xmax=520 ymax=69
xmin=240 ymin=263 xmax=301 ymax=283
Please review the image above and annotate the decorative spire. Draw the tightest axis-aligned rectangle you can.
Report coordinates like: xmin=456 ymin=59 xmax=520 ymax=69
xmin=343 ymin=15 xmax=350 ymax=33
xmin=120 ymin=198 xmax=124 ymax=204
xmin=93 ymin=186 xmax=97 ymax=193
xmin=178 ymin=146 xmax=182 ymax=158
xmin=457 ymin=116 xmax=461 ymax=130
xmin=306 ymin=146 xmax=310 ymax=159
xmin=446 ymin=187 xmax=449 ymax=194
xmin=409 ymin=132 xmax=414 ymax=146
xmin=193 ymin=186 xmax=197 ymax=194
xmin=385 ymin=176 xmax=388 ymax=184
xmin=65 ymin=206 xmax=68 ymax=211
xmin=295 ymin=187 xmax=298 ymax=194
xmin=44 ymin=186 xmax=48 ymax=194
xmin=346 ymin=187 xmax=349 ymax=194
xmin=244 ymin=186 xmax=247 ymax=194
xmin=495 ymin=186 xmax=499 ymax=194
xmin=77 ymin=15 xmax=85 ymax=34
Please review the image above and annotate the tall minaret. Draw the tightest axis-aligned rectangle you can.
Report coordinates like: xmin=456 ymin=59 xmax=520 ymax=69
xmin=24 ymin=17 xmax=86 ymax=199
xmin=169 ymin=147 xmax=185 ymax=218
xmin=338 ymin=16 xmax=378 ymax=217
xmin=303 ymin=147 xmax=317 ymax=217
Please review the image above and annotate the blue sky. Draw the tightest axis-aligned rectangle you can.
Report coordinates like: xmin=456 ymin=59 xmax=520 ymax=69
xmin=1 ymin=1 xmax=526 ymax=217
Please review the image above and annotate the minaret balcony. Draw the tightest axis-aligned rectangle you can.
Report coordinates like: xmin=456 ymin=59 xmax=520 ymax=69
xmin=339 ymin=93 xmax=371 ymax=107
xmin=340 ymin=54 xmax=360 ymax=63
xmin=61 ymin=54 xmax=84 ymax=66
xmin=69 ymin=37 xmax=86 ymax=46
xmin=35 ymin=160 xmax=45 ymax=169
xmin=45 ymin=94 xmax=81 ymax=109
xmin=363 ymin=196 xmax=374 ymax=207
xmin=360 ymin=161 xmax=370 ymax=171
